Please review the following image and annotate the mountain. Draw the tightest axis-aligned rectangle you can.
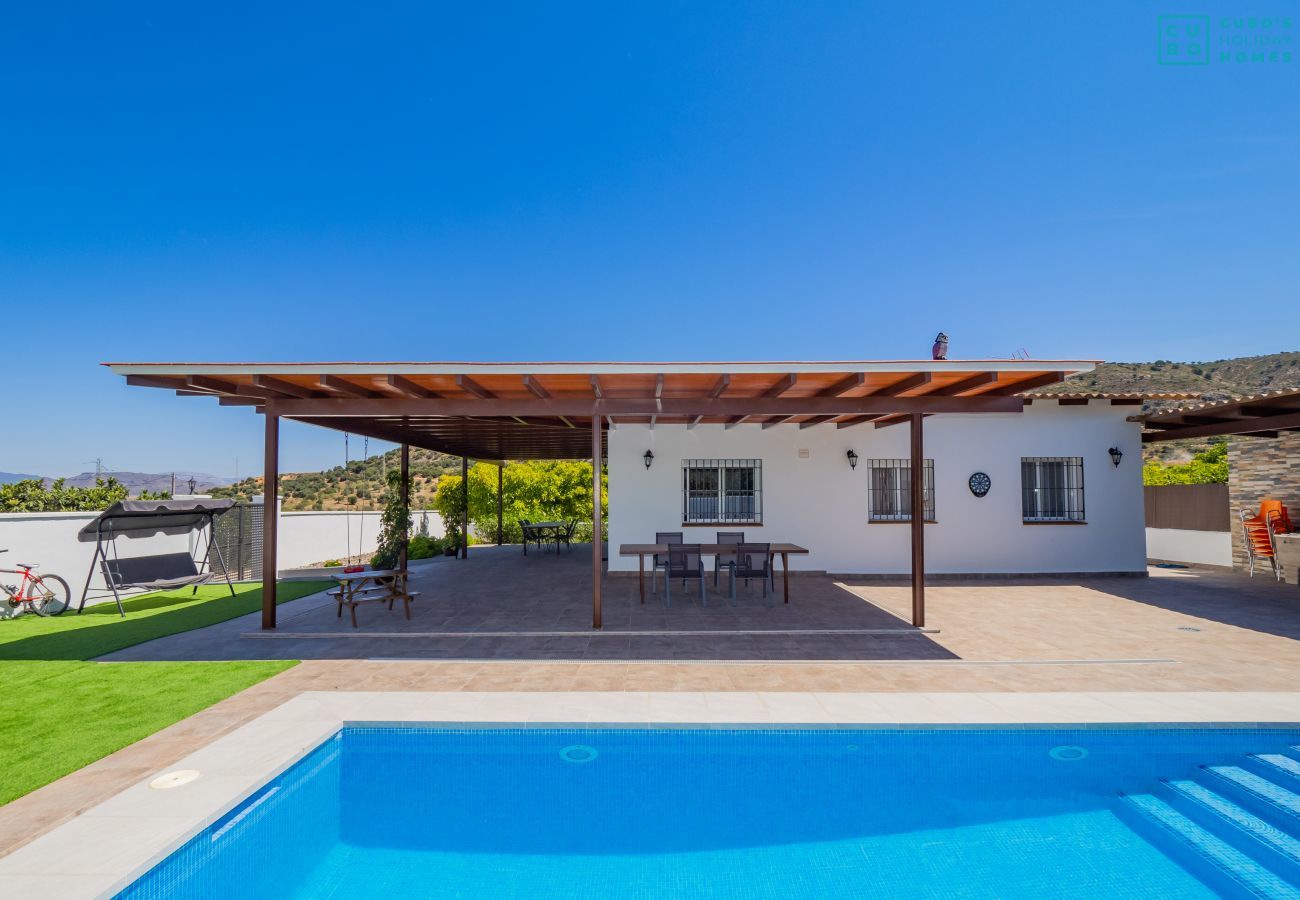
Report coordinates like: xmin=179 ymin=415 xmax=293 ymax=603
xmin=208 ymin=448 xmax=459 ymax=511
xmin=52 ymin=471 xmax=237 ymax=494
xmin=1045 ymin=350 xmax=1300 ymax=462
xmin=1043 ymin=351 xmax=1300 ymax=406
xmin=0 ymin=472 xmax=44 ymax=485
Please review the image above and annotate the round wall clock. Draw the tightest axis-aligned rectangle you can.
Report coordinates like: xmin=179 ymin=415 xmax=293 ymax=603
xmin=968 ymin=472 xmax=991 ymax=498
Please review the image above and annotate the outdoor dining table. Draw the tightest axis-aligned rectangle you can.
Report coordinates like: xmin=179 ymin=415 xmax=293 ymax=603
xmin=328 ymin=568 xmax=416 ymax=627
xmin=617 ymin=543 xmax=810 ymax=605
xmin=525 ymin=521 xmax=566 ymax=555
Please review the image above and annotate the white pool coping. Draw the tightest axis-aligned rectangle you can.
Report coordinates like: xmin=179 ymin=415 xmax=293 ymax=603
xmin=6 ymin=689 xmax=1300 ymax=898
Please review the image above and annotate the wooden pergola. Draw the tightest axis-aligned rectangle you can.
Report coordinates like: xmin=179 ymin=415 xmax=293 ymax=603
xmin=1139 ymin=388 xmax=1300 ymax=442
xmin=107 ymin=359 xmax=1097 ymax=630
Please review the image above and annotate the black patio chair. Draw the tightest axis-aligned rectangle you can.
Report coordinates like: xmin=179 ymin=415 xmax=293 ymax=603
xmin=713 ymin=531 xmax=744 ymax=587
xmin=557 ymin=520 xmax=578 ymax=553
xmin=520 ymin=520 xmax=551 ymax=556
xmin=730 ymin=542 xmax=773 ymax=606
xmin=651 ymin=531 xmax=683 ymax=595
xmin=664 ymin=543 xmax=707 ymax=608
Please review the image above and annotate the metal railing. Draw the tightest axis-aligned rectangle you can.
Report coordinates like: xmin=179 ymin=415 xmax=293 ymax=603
xmin=682 ymin=459 xmax=762 ymax=524
xmin=1021 ymin=457 xmax=1085 ymax=522
xmin=867 ymin=459 xmax=935 ymax=522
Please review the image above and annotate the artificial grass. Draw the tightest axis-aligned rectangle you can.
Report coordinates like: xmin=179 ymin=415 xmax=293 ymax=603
xmin=0 ymin=580 xmax=331 ymax=806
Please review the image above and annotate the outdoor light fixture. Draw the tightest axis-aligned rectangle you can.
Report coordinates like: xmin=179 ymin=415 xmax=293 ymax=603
xmin=644 ymin=450 xmax=654 ymax=469
xmin=846 ymin=449 xmax=859 ymax=470
xmin=1108 ymin=447 xmax=1123 ymax=468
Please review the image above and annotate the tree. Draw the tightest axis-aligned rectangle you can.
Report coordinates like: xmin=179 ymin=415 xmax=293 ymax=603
xmin=433 ymin=460 xmax=607 ymax=544
xmin=0 ymin=477 xmax=133 ymax=512
xmin=1143 ymin=441 xmax=1229 ymax=485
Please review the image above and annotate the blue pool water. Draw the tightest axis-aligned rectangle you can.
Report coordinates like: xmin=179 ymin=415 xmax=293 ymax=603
xmin=119 ymin=726 xmax=1300 ymax=899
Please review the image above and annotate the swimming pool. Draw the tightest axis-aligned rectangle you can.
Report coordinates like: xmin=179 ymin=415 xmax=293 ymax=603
xmin=118 ymin=725 xmax=1300 ymax=898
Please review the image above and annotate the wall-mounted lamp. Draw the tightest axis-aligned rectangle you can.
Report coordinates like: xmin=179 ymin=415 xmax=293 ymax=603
xmin=846 ymin=449 xmax=859 ymax=470
xmin=1108 ymin=447 xmax=1123 ymax=468
xmin=643 ymin=450 xmax=655 ymax=470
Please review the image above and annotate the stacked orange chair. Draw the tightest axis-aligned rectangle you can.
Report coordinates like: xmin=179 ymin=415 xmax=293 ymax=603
xmin=1240 ymin=504 xmax=1286 ymax=580
xmin=1258 ymin=500 xmax=1293 ymax=535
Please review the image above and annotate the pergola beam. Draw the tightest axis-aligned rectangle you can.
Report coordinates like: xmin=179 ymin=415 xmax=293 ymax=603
xmin=990 ymin=371 xmax=1067 ymax=395
xmin=253 ymin=375 xmax=319 ymax=399
xmin=928 ymin=371 xmax=999 ymax=396
xmin=523 ymin=375 xmax=551 ymax=399
xmin=263 ymin=395 xmax=1026 ymax=418
xmin=836 ymin=415 xmax=884 ymax=429
xmin=820 ymin=373 xmax=864 ymax=397
xmin=385 ymin=375 xmax=438 ymax=398
xmin=870 ymin=372 xmax=932 ymax=396
xmin=456 ymin=375 xmax=495 ymax=399
xmin=319 ymin=375 xmax=380 ymax=398
xmin=800 ymin=415 xmax=835 ymax=429
xmin=764 ymin=373 xmax=797 ymax=397
xmin=1143 ymin=411 xmax=1300 ymax=442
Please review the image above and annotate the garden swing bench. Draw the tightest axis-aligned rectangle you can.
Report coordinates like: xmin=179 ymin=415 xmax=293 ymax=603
xmin=76 ymin=499 xmax=238 ymax=617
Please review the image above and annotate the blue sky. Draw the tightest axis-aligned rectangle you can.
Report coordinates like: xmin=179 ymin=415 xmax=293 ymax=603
xmin=1 ymin=1 xmax=1296 ymax=477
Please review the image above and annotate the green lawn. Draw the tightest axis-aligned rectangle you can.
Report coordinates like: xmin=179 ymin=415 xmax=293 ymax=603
xmin=0 ymin=581 xmax=330 ymax=806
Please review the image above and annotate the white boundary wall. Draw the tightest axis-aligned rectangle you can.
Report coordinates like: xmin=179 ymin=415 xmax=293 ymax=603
xmin=278 ymin=509 xmax=443 ymax=567
xmin=1145 ymin=527 xmax=1233 ymax=567
xmin=0 ymin=508 xmax=442 ymax=602
xmin=607 ymin=401 xmax=1147 ymax=575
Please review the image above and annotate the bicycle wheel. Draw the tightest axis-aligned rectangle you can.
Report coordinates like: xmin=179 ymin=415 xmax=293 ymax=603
xmin=30 ymin=574 xmax=71 ymax=616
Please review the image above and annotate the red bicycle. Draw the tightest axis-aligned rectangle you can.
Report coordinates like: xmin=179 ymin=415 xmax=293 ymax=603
xmin=1 ymin=550 xmax=71 ymax=617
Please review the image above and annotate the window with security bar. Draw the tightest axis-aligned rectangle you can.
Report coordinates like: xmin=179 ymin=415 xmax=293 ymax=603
xmin=682 ymin=459 xmax=762 ymax=524
xmin=867 ymin=459 xmax=935 ymax=522
xmin=1021 ymin=457 xmax=1085 ymax=522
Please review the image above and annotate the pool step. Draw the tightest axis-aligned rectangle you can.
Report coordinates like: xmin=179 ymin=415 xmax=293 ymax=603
xmin=1246 ymin=753 xmax=1300 ymax=789
xmin=1200 ymin=765 xmax=1300 ymax=833
xmin=1160 ymin=779 xmax=1300 ymax=885
xmin=1118 ymin=793 xmax=1300 ymax=899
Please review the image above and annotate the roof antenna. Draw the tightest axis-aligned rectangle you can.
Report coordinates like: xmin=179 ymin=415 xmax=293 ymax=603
xmin=931 ymin=333 xmax=949 ymax=360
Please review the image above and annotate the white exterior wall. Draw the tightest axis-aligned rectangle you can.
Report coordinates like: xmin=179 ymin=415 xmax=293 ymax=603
xmin=1145 ymin=528 xmax=1233 ymax=568
xmin=277 ymin=509 xmax=442 ymax=568
xmin=607 ymin=401 xmax=1146 ymax=575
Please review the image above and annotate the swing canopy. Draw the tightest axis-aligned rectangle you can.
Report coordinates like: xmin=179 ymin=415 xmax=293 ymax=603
xmin=76 ymin=499 xmax=238 ymax=617
xmin=76 ymin=499 xmax=236 ymax=542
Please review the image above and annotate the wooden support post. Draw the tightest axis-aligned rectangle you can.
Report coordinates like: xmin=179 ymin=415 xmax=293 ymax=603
xmin=909 ymin=412 xmax=925 ymax=628
xmin=592 ymin=414 xmax=602 ymax=629
xmin=460 ymin=455 xmax=469 ymax=559
xmin=399 ymin=443 xmax=410 ymax=570
xmin=497 ymin=463 xmax=504 ymax=546
xmin=262 ymin=411 xmax=279 ymax=630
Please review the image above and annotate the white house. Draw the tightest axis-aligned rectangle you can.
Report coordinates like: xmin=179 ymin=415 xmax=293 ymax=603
xmin=606 ymin=398 xmax=1146 ymax=576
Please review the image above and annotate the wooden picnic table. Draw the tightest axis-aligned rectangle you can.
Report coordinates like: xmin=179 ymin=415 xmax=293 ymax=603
xmin=329 ymin=568 xmax=418 ymax=627
xmin=618 ymin=543 xmax=810 ymax=605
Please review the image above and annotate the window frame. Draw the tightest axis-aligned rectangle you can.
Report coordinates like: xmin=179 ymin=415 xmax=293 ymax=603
xmin=1020 ymin=456 xmax=1086 ymax=523
xmin=681 ymin=459 xmax=763 ymax=526
xmin=866 ymin=458 xmax=936 ymax=523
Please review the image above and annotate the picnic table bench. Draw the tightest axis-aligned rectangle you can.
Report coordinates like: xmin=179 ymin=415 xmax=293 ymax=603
xmin=328 ymin=568 xmax=420 ymax=627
